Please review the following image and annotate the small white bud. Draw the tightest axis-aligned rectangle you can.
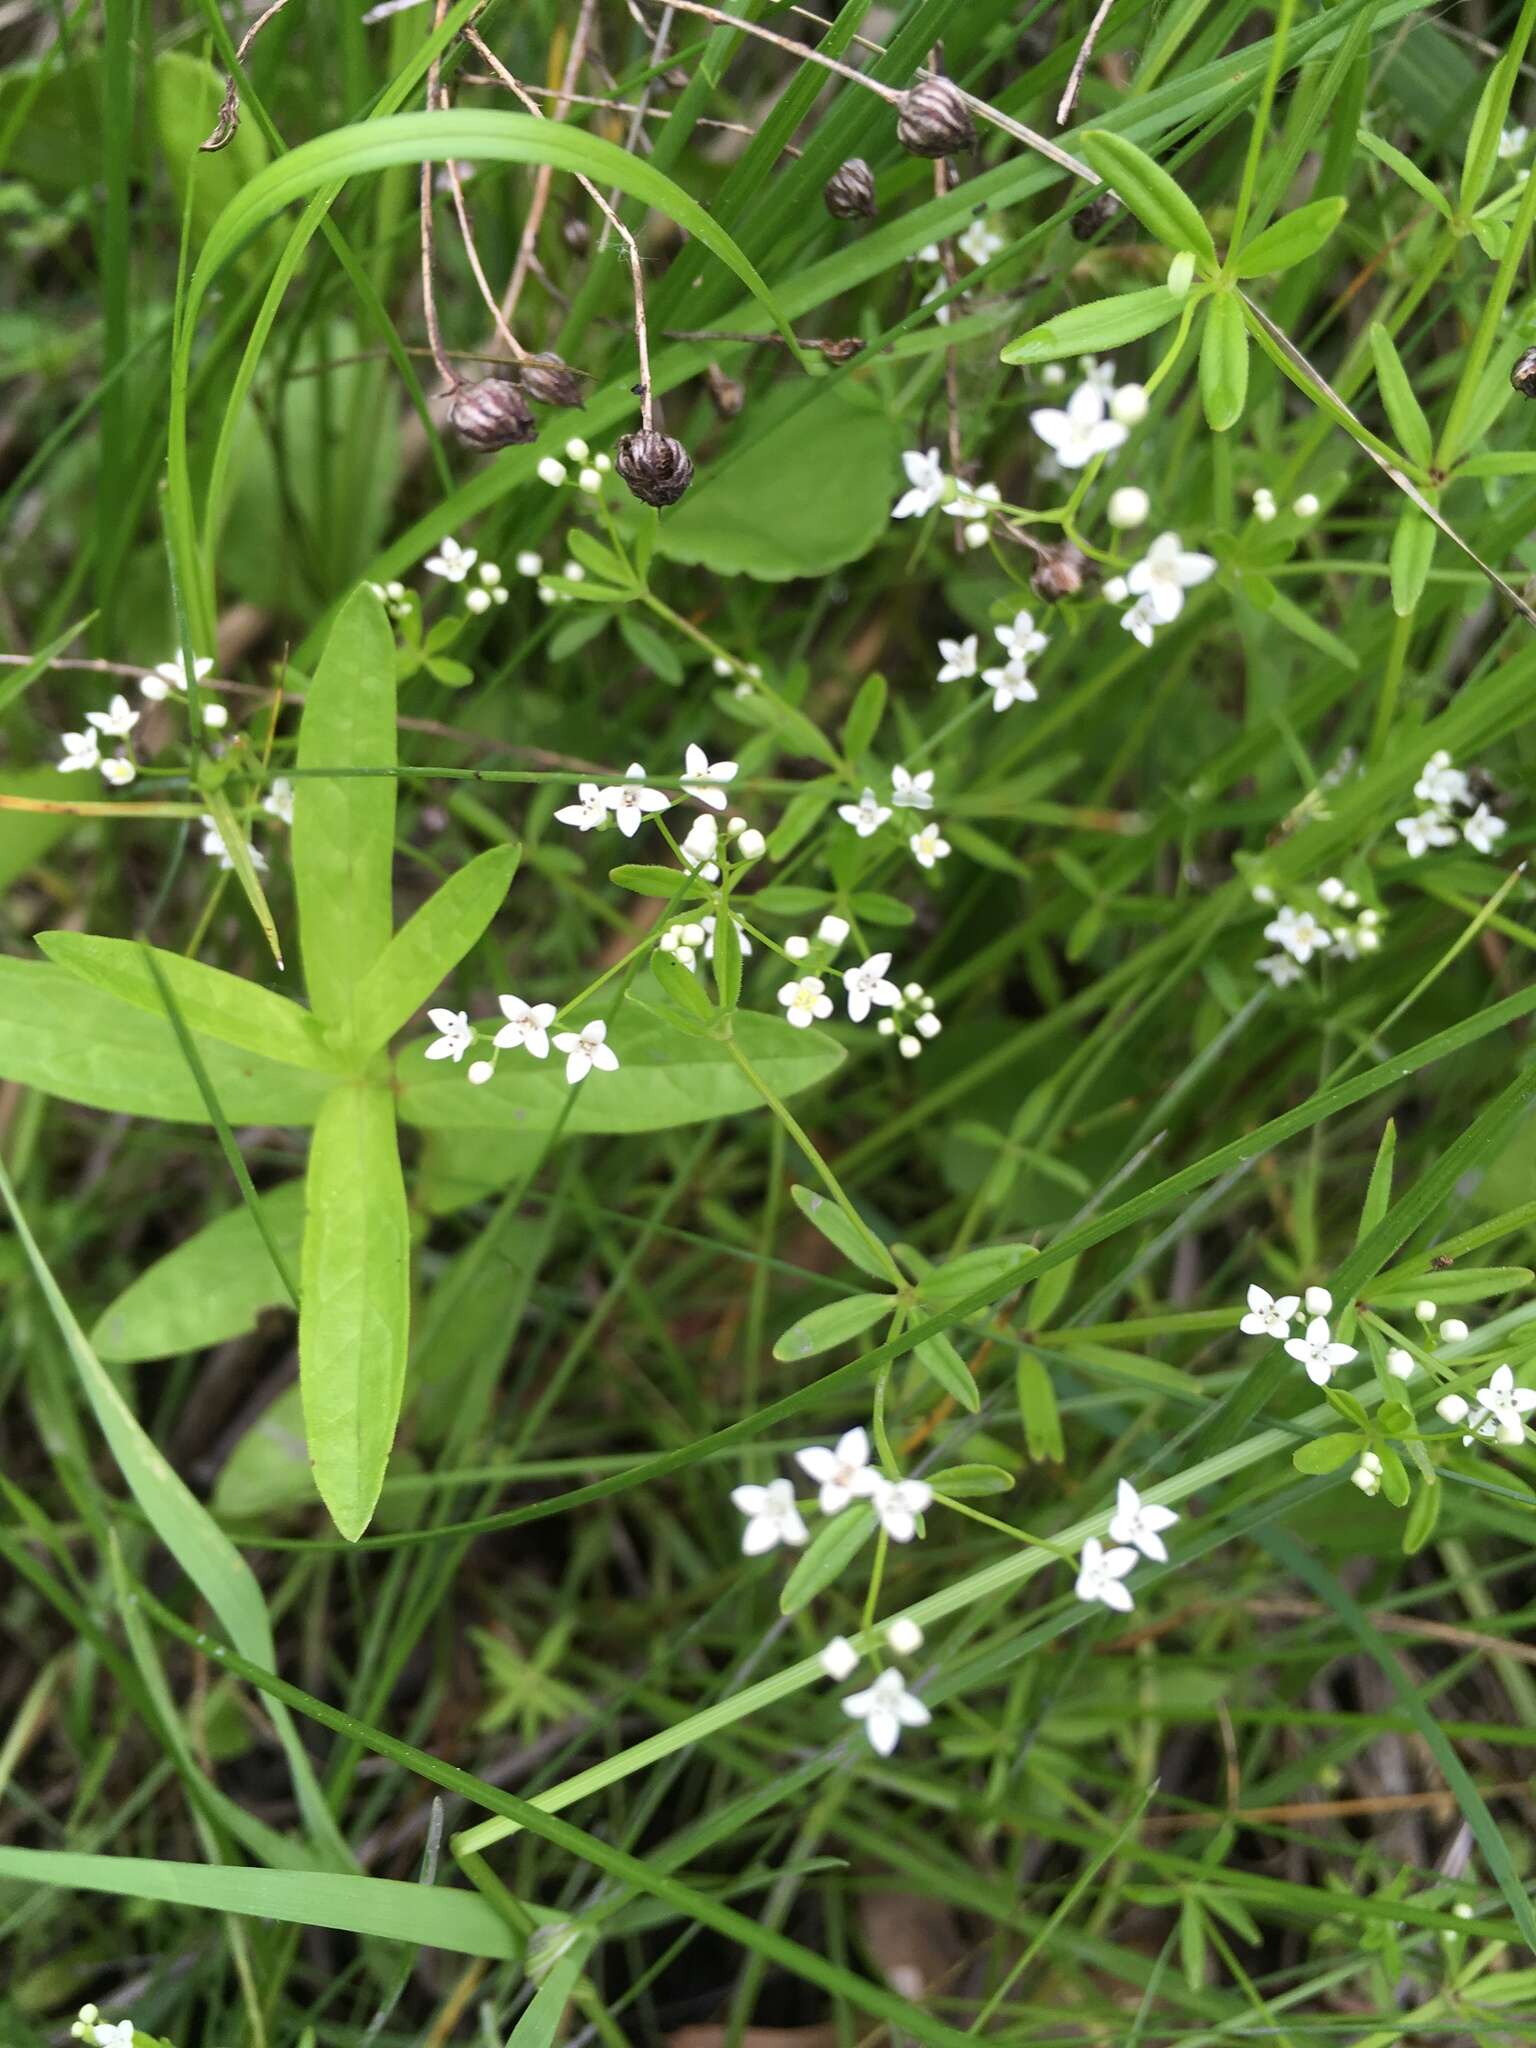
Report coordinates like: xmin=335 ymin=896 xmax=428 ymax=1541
xmin=593 ymin=451 xmax=612 ymax=472
xmin=1107 ymin=485 xmax=1150 ymax=530
xmin=1253 ymin=488 xmax=1277 ymax=523
xmin=1360 ymin=1451 xmax=1383 ymax=1476
xmin=736 ymin=828 xmax=766 ymax=859
xmin=819 ymin=1635 xmax=859 ymax=1681
xmin=564 ymin=436 xmax=590 ymax=461
xmin=1293 ymin=492 xmax=1320 ymax=518
xmin=1386 ymin=1348 xmax=1415 ymax=1380
xmin=886 ymin=1617 xmax=924 ymax=1655
xmin=1251 ymin=882 xmax=1276 ymax=905
xmin=817 ymin=914 xmax=851 ymax=946
xmin=1350 ymin=1464 xmax=1380 ymax=1495
xmin=515 ymin=550 xmax=543 ymax=576
xmin=1415 ymin=1299 xmax=1438 ymax=1322
xmin=712 ymin=656 xmax=734 ymax=677
xmin=902 ymin=981 xmax=924 ymax=1001
xmin=578 ymin=466 xmax=603 ymax=493
xmin=466 ymin=587 xmax=491 ymax=614
xmin=537 ymin=457 xmax=568 ymax=487
xmin=1102 ymin=574 xmax=1129 ymax=603
xmin=385 ymin=580 xmax=406 ymax=600
xmin=1109 ymin=383 xmax=1148 ymax=426
xmin=1167 ymin=249 xmax=1197 ymax=297
xmin=202 ymin=702 xmax=229 ymax=730
xmin=914 ymin=1010 xmax=942 ymax=1038
xmin=1439 ymin=1317 xmax=1469 ymax=1342
xmin=1041 ymin=362 xmax=1067 ymax=387
xmin=1452 ymin=1902 xmax=1474 ymax=1920
xmin=1436 ymin=1394 xmax=1469 ymax=1424
xmin=899 ymin=1034 xmax=921 ymax=1058
xmin=725 ymin=815 xmax=746 ymax=837
xmin=563 ymin=561 xmax=585 ymax=583
xmin=467 ymin=1060 xmax=495 ymax=1086
xmin=876 ymin=1017 xmax=897 ymax=1037
xmin=785 ymin=935 xmax=810 ymax=960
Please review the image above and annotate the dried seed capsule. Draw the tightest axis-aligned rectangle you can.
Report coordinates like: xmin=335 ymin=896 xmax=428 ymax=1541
xmin=705 ymin=363 xmax=746 ymax=418
xmin=614 ymin=430 xmax=694 ymax=507
xmin=1070 ymin=190 xmax=1121 ymax=242
xmin=562 ymin=215 xmax=591 ymax=254
xmin=1511 ymin=345 xmax=1536 ymax=397
xmin=520 ymin=353 xmax=587 ymax=409
xmin=818 ymin=337 xmax=866 ymax=364
xmin=1032 ymin=542 xmax=1089 ymax=603
xmin=448 ymin=379 xmax=538 ymax=451
xmin=896 ymin=76 xmax=975 ymax=159
xmin=824 ymin=158 xmax=877 ymax=220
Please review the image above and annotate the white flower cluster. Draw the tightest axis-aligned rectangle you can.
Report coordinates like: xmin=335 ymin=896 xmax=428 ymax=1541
xmin=1436 ymin=1365 xmax=1536 ymax=1448
xmin=1252 ymin=877 xmax=1383 ymax=987
xmin=70 ymin=2007 xmax=133 ymax=2048
xmin=777 ymin=927 xmax=943 ymax=1058
xmin=552 ymin=746 xmax=742 ymax=840
xmin=834 ymin=757 xmax=952 ymax=867
xmin=1240 ymin=1282 xmax=1357 ymax=1385
xmin=59 ymin=650 xmax=230 ymax=788
xmin=890 ymin=447 xmax=1000 ymax=549
xmin=934 ymin=607 xmax=1046 ymax=714
xmin=1396 ymin=751 xmax=1506 ymax=859
xmin=535 ymin=434 xmax=611 ymax=496
xmin=1075 ymin=1479 xmax=1180 ymax=1614
xmin=1102 ymin=530 xmax=1215 ymax=649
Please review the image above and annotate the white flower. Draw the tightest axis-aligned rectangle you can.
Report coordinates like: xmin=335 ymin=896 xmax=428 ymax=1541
xmin=1107 ymin=1478 xmax=1179 ymax=1563
xmin=93 ymin=2026 xmax=134 ymax=2048
xmin=841 ymin=1667 xmax=930 ymax=1755
xmin=1474 ymin=1364 xmax=1536 ymax=1446
xmin=981 ymin=659 xmax=1038 ymax=712
xmin=778 ymin=975 xmax=834 ymax=1027
xmin=731 ymin=1477 xmax=808 ymax=1555
xmin=494 ymin=994 xmax=556 ymax=1058
xmin=936 ymin=633 xmax=979 ymax=682
xmin=1256 ymin=952 xmax=1303 ymax=988
xmin=1283 ymin=1315 xmax=1358 ymax=1387
xmin=537 ymin=456 xmax=568 ymax=487
xmin=99 ymin=757 xmax=137 ymax=788
xmin=795 ymin=1425 xmax=875 ymax=1513
xmin=820 ymin=1635 xmax=860 ymax=1681
xmin=59 ymin=729 xmax=101 ymax=773
xmin=844 ymin=951 xmax=900 ymax=1023
xmin=1029 ymin=382 xmax=1129 ymax=469
xmin=1119 ymin=597 xmax=1159 ymax=648
xmin=838 ymin=787 xmax=892 ymax=837
xmin=681 ymin=742 xmax=737 ymax=810
xmin=1107 ymin=486 xmax=1150 ymax=530
xmin=262 ymin=777 xmax=295 ymax=825
xmin=1414 ymin=750 xmax=1470 ymax=808
xmin=919 ymin=281 xmax=955 ymax=327
xmin=995 ymin=609 xmax=1048 ymax=662
xmin=1351 ymin=1458 xmax=1381 ymax=1496
xmin=142 ymin=651 xmax=213 ymax=700
xmin=1240 ymin=1283 xmax=1299 ymax=1337
xmin=554 ymin=782 xmax=608 ymax=832
xmin=680 ymin=813 xmax=721 ymax=880
xmin=1463 ymin=803 xmax=1506 ymax=855
xmin=199 ymin=817 xmax=267 ymax=872
xmin=425 ymin=1008 xmax=473 ymax=1063
xmin=424 ymin=536 xmax=477 ymax=582
xmin=1125 ymin=532 xmax=1217 ymax=624
xmin=601 ymin=763 xmax=670 ymax=838
xmin=1396 ymin=810 xmax=1458 ymax=858
xmin=1264 ymin=906 xmax=1330 ymax=964
xmin=817 ymin=914 xmax=851 ymax=948
xmin=86 ymin=694 xmax=139 ymax=738
xmin=891 ymin=447 xmax=947 ymax=520
xmin=886 ymin=1616 xmax=924 ymax=1656
xmin=910 ymin=824 xmax=951 ymax=869
xmin=890 ymin=764 xmax=934 ymax=810
xmin=660 ymin=923 xmax=702 ymax=971
xmin=1253 ymin=487 xmax=1277 ymax=522
xmin=868 ymin=1473 xmax=932 ymax=1543
xmin=1499 ymin=124 xmax=1529 ymax=159
xmin=1109 ymin=382 xmax=1148 ymax=426
xmin=1075 ymin=1535 xmax=1138 ymax=1613
xmin=958 ymin=216 xmax=1005 ymax=266
xmin=553 ymin=1019 xmax=619 ymax=1084
xmin=1079 ymin=354 xmax=1117 ymax=395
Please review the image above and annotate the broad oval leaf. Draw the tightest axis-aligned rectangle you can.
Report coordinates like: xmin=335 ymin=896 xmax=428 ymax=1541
xmin=353 ymin=843 xmax=521 ymax=1053
xmin=790 ymin=1183 xmax=891 ymax=1282
xmin=1291 ymin=1432 xmax=1364 ymax=1475
xmin=1233 ymin=197 xmax=1346 ymax=279
xmin=1076 ymin=131 xmax=1217 ymax=268
xmin=93 ymin=1183 xmax=305 ymax=1365
xmin=1199 ymin=293 xmax=1249 ymax=431
xmin=1000 ymin=285 xmax=1182 ymax=366
xmin=779 ymin=1503 xmax=876 ymax=1614
xmin=773 ymin=1290 xmax=892 ymax=1362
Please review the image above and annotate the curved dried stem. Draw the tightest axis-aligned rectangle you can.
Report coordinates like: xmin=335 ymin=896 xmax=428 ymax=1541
xmin=200 ymin=0 xmax=294 ymax=151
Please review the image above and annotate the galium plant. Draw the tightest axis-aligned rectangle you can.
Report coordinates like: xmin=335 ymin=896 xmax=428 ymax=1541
xmin=4 ymin=0 xmax=1536 ymax=2043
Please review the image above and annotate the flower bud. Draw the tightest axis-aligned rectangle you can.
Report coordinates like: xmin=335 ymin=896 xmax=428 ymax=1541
xmin=614 ymin=429 xmax=694 ymax=507
xmin=1070 ymin=190 xmax=1121 ymax=241
xmin=562 ymin=216 xmax=590 ymax=254
xmin=824 ymin=157 xmax=877 ymax=220
xmin=1436 ymin=1394 xmax=1468 ymax=1424
xmin=1440 ymin=1317 xmax=1469 ymax=1342
xmin=896 ymin=76 xmax=976 ymax=159
xmin=1108 ymin=485 xmax=1150 ymax=530
xmin=1110 ymin=382 xmax=1148 ymax=426
xmin=1032 ymin=542 xmax=1089 ymax=603
xmin=520 ymin=353 xmax=587 ymax=409
xmin=448 ymin=379 xmax=538 ymax=451
xmin=1511 ymin=345 xmax=1536 ymax=398
xmin=705 ymin=363 xmax=746 ymax=418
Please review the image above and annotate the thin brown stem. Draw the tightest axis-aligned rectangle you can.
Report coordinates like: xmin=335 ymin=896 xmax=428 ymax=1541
xmin=419 ymin=0 xmax=458 ymax=392
xmin=200 ymin=0 xmax=294 ymax=151
xmin=441 ymin=159 xmax=528 ymax=364
xmin=933 ymin=152 xmax=964 ymax=493
xmin=458 ymin=77 xmax=797 ymax=151
xmin=1057 ymin=0 xmax=1118 ymax=128
xmin=500 ymin=0 xmax=599 ymax=326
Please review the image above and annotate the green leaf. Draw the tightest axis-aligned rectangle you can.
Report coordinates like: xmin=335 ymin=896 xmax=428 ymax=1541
xmin=1356 ymin=128 xmax=1452 ymax=220
xmin=1388 ymin=505 xmax=1435 ymax=615
xmin=618 ymin=614 xmax=684 ymax=684
xmin=508 ymin=1940 xmax=593 ymax=2046
xmin=1325 ymin=1386 xmax=1371 ymax=1431
xmin=778 ymin=1503 xmax=876 ymax=1613
xmin=842 ymin=672 xmax=887 ymax=760
xmin=300 ymin=1084 xmax=411 ymax=1540
xmin=152 ymin=52 xmax=271 ymax=265
xmin=713 ymin=907 xmax=744 ymax=1013
xmin=789 ymin=1184 xmax=890 ymax=1282
xmin=931 ymin=1463 xmax=1015 ymax=1499
xmin=0 ymin=959 xmax=333 ymax=1126
xmin=1370 ymin=1264 xmax=1531 ymax=1305
xmin=1076 ymin=131 xmax=1217 ymax=268
xmin=92 ymin=1183 xmax=305 ymax=1365
xmin=202 ymin=782 xmax=285 ymax=971
xmin=1377 ymin=1444 xmax=1411 ymax=1506
xmin=397 ymin=1006 xmax=843 ymax=1136
xmin=291 ymin=585 xmax=398 ymax=1027
xmin=773 ymin=1291 xmax=892 ymax=1362
xmin=1000 ymin=285 xmax=1183 ymax=366
xmin=567 ymin=527 xmax=635 ymax=587
xmin=1016 ymin=1353 xmax=1065 ymax=1462
xmin=652 ymin=948 xmax=715 ymax=1021
xmin=213 ymin=1383 xmax=316 ymax=1519
xmin=1402 ymin=1477 xmax=1441 ymax=1555
xmin=656 ymin=382 xmax=902 ymax=583
xmin=1461 ymin=46 xmax=1524 ymax=215
xmin=1357 ymin=1120 xmax=1396 ymax=1245
xmin=609 ymin=863 xmax=706 ymax=899
xmin=1199 ymin=293 xmax=1249 ymax=431
xmin=1233 ymin=196 xmax=1346 ymax=277
xmin=351 ymin=844 xmax=520 ymax=1053
xmin=767 ymin=786 xmax=835 ymax=861
xmin=914 ymin=1333 xmax=979 ymax=1411
xmin=1291 ymin=1432 xmax=1364 ymax=1474
xmin=1369 ymin=325 xmax=1433 ymax=468
xmin=37 ymin=932 xmax=340 ymax=1072
xmin=919 ymin=1244 xmax=1035 ymax=1310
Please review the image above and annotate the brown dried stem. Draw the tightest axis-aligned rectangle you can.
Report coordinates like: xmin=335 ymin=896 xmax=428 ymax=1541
xmin=419 ymin=0 xmax=458 ymax=392
xmin=200 ymin=0 xmax=294 ymax=151
xmin=500 ymin=0 xmax=599 ymax=327
xmin=1057 ymin=0 xmax=1118 ymax=128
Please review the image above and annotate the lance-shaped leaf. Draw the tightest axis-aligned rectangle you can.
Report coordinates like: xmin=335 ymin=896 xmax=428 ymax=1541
xmin=351 ymin=843 xmax=520 ymax=1053
xmin=1200 ymin=293 xmax=1250 ymax=430
xmin=1233 ymin=197 xmax=1346 ymax=278
xmin=1076 ymin=130 xmax=1217 ymax=269
xmin=1001 ymin=285 xmax=1183 ymax=366
xmin=773 ymin=1291 xmax=892 ymax=1361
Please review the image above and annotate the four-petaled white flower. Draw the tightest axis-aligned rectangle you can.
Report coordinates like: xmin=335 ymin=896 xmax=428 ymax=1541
xmin=910 ymin=824 xmax=951 ymax=869
xmin=844 ymin=951 xmax=900 ymax=1023
xmin=263 ymin=777 xmax=295 ymax=825
xmin=554 ymin=782 xmax=608 ymax=832
xmin=1125 ymin=532 xmax=1217 ymax=624
xmin=494 ymin=994 xmax=556 ymax=1059
xmin=958 ymin=216 xmax=1005 ymax=266
xmin=1075 ymin=1535 xmax=1138 ymax=1612
xmin=1282 ymin=1315 xmax=1358 ymax=1387
xmin=995 ymin=610 xmax=1048 ymax=663
xmin=1256 ymin=953 xmax=1302 ymax=988
xmin=795 ymin=1426 xmax=875 ymax=1514
xmin=1029 ymin=382 xmax=1129 ymax=469
xmin=869 ymin=1473 xmax=932 ymax=1542
xmin=1240 ymin=1283 xmax=1299 ymax=1337
xmin=890 ymin=765 xmax=934 ymax=810
xmin=891 ymin=447 xmax=948 ymax=519
xmin=731 ymin=1477 xmax=808 ymax=1555
xmin=1414 ymin=750 xmax=1469 ymax=808
xmin=1264 ymin=905 xmax=1330 ymax=964
xmin=838 ymin=787 xmax=892 ymax=837
xmin=425 ymin=1009 xmax=473 ymax=1063
xmin=681 ymin=742 xmax=738 ymax=810
xmin=981 ymin=658 xmax=1038 ymax=712
xmin=1464 ymin=803 xmax=1506 ymax=855
xmin=100 ymin=757 xmax=137 ymax=788
xmin=778 ymin=975 xmax=834 ymax=1027
xmin=1396 ymin=810 xmax=1458 ymax=858
xmin=1108 ymin=1479 xmax=1179 ymax=1563
xmin=86 ymin=694 xmax=139 ymax=738
xmin=59 ymin=729 xmax=101 ymax=774
xmin=1474 ymin=1364 xmax=1536 ymax=1446
xmin=1499 ymin=123 xmax=1529 ymax=159
xmin=601 ymin=763 xmax=670 ymax=838
xmin=553 ymin=1019 xmax=619 ymax=1084
xmin=142 ymin=651 xmax=213 ymax=700
xmin=842 ymin=1667 xmax=930 ymax=1755
xmin=936 ymin=633 xmax=979 ymax=682
xmin=424 ymin=536 xmax=478 ymax=582
xmin=1119 ymin=596 xmax=1159 ymax=648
